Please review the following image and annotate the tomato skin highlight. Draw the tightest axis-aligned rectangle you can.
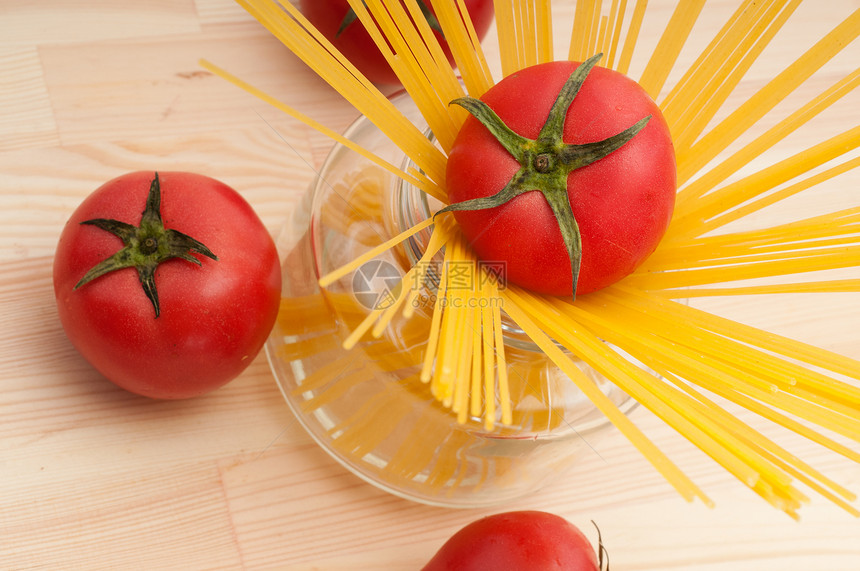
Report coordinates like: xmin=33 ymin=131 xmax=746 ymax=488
xmin=53 ymin=171 xmax=281 ymax=399
xmin=421 ymin=511 xmax=601 ymax=571
xmin=299 ymin=0 xmax=495 ymax=85
xmin=446 ymin=61 xmax=676 ymax=296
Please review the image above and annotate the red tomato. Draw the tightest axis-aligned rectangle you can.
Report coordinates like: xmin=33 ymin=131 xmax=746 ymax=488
xmin=53 ymin=171 xmax=281 ymax=399
xmin=300 ymin=0 xmax=495 ymax=85
xmin=422 ymin=511 xmax=603 ymax=571
xmin=445 ymin=58 xmax=676 ymax=296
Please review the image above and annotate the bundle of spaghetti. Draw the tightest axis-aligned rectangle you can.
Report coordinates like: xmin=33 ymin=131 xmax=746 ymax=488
xmin=659 ymin=0 xmax=799 ymax=145
xmin=433 ymin=0 xmax=495 ymax=96
xmin=494 ymin=0 xmax=554 ymax=75
xmin=569 ymin=0 xmax=596 ymax=63
xmin=569 ymin=0 xmax=682 ymax=79
xmin=601 ymin=0 xmax=627 ymax=69
xmin=230 ymin=0 xmax=860 ymax=512
xmin=544 ymin=288 xmax=860 ymax=515
xmin=639 ymin=203 xmax=860 ymax=279
xmin=348 ymin=0 xmax=465 ymax=151
xmin=605 ymin=297 xmax=860 ymax=441
xmin=647 ymin=275 xmax=860 ymax=298
xmin=665 ymin=125 xmax=860 ymax=243
xmin=673 ymin=68 xmax=860 ymax=213
xmin=663 ymin=372 xmax=859 ymax=516
xmin=583 ymin=287 xmax=860 ymax=424
xmin=500 ymin=285 xmax=713 ymax=506
xmin=418 ymin=228 xmax=512 ymax=430
xmin=676 ymin=7 xmax=860 ymax=184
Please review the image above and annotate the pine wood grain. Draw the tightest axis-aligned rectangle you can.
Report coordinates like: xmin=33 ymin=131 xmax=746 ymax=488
xmin=1 ymin=1 xmax=859 ymax=569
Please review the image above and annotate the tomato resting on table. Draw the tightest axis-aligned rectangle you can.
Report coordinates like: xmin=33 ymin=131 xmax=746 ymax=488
xmin=53 ymin=171 xmax=281 ymax=399
xmin=443 ymin=54 xmax=676 ymax=297
xmin=422 ymin=511 xmax=605 ymax=571
xmin=299 ymin=0 xmax=495 ymax=85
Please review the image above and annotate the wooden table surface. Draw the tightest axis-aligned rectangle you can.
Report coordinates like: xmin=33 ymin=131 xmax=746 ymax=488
xmin=2 ymin=1 xmax=859 ymax=569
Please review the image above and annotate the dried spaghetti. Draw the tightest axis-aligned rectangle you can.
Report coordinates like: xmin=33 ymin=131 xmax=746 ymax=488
xmin=215 ymin=0 xmax=859 ymax=516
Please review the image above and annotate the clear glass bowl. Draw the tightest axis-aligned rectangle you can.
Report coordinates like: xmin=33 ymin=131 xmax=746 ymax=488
xmin=265 ymin=92 xmax=634 ymax=507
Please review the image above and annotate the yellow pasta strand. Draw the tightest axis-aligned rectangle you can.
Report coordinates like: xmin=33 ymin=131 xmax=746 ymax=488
xmin=492 ymin=283 xmax=511 ymax=426
xmin=615 ymin=0 xmax=648 ymax=74
xmin=535 ymin=0 xmax=554 ymax=64
xmin=521 ymin=0 xmax=538 ymax=68
xmin=502 ymin=288 xmax=713 ymax=505
xmin=432 ymin=0 xmax=494 ymax=98
xmin=677 ymin=7 xmax=860 ymax=184
xmin=470 ymin=298 xmax=483 ymax=419
xmin=638 ymin=0 xmax=707 ymax=98
xmin=587 ymin=0 xmax=603 ymax=59
xmin=674 ymin=67 xmax=860 ymax=211
xmin=318 ymin=217 xmax=435 ymax=288
xmin=494 ymin=0 xmax=520 ymax=76
xmin=481 ymin=277 xmax=497 ymax=430
xmin=569 ymin=0 xmax=594 ymax=62
xmin=671 ymin=0 xmax=800 ymax=149
xmin=604 ymin=0 xmax=626 ymax=69
xmin=421 ymin=258 xmax=449 ymax=383
xmin=661 ymin=0 xmax=797 ymax=139
xmin=667 ymin=125 xmax=860 ymax=242
xmin=651 ymin=280 xmax=860 ymax=298
xmin=351 ymin=0 xmax=461 ymax=150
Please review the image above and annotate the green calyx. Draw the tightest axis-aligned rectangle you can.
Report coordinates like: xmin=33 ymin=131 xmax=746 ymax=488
xmin=74 ymin=173 xmax=218 ymax=318
xmin=337 ymin=0 xmax=443 ymax=37
xmin=438 ymin=53 xmax=651 ymax=298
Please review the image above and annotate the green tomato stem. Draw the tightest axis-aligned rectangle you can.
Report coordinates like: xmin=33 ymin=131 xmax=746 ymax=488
xmin=74 ymin=173 xmax=218 ymax=318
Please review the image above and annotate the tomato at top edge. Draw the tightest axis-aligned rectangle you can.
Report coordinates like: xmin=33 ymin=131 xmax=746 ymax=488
xmin=422 ymin=511 xmax=602 ymax=571
xmin=445 ymin=61 xmax=677 ymax=296
xmin=300 ymin=0 xmax=495 ymax=85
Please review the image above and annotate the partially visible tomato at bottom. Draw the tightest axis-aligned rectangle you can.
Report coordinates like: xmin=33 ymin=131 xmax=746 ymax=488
xmin=422 ymin=511 xmax=602 ymax=570
xmin=53 ymin=171 xmax=282 ymax=399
